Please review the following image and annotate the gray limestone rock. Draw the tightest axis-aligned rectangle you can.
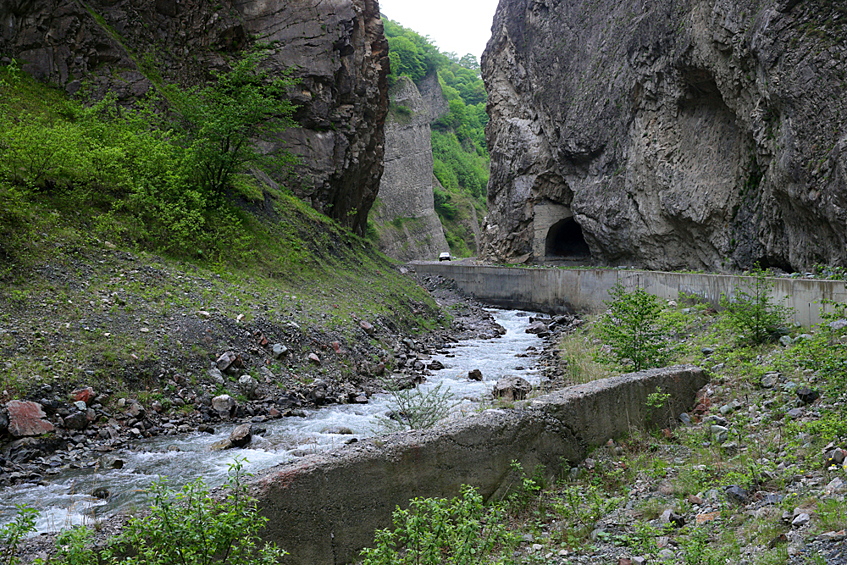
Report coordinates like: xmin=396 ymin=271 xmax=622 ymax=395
xmin=481 ymin=0 xmax=847 ymax=271
xmin=371 ymin=75 xmax=451 ymax=260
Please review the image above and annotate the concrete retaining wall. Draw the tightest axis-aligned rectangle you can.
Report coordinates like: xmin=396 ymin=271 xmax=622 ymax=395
xmin=251 ymin=365 xmax=708 ymax=564
xmin=412 ymin=263 xmax=847 ymax=327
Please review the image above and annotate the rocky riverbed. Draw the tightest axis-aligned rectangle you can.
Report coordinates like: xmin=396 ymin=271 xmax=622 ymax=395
xmin=0 ymin=263 xmax=582 ymax=530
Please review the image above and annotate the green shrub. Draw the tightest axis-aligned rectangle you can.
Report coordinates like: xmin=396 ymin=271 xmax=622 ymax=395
xmin=359 ymin=485 xmax=515 ymax=565
xmin=105 ymin=457 xmax=285 ymax=565
xmin=719 ymin=264 xmax=791 ymax=344
xmin=595 ymin=283 xmax=672 ymax=371
xmin=0 ymin=504 xmax=38 ymax=565
xmin=375 ymin=380 xmax=455 ymax=433
xmin=166 ymin=48 xmax=297 ymax=196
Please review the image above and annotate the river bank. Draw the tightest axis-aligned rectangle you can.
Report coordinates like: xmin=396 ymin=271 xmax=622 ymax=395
xmin=0 ymin=253 xmax=582 ymax=534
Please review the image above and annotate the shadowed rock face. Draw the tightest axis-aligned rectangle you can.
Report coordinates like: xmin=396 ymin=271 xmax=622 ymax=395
xmin=0 ymin=0 xmax=388 ymax=235
xmin=481 ymin=0 xmax=847 ymax=271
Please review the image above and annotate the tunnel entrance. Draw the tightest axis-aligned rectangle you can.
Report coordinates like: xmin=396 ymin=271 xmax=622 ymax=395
xmin=545 ymin=218 xmax=590 ymax=259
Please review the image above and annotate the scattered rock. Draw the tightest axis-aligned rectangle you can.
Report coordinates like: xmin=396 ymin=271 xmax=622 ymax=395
xmin=272 ymin=343 xmax=289 ymax=358
xmin=468 ymin=369 xmax=483 ymax=381
xmin=229 ymin=423 xmax=252 ymax=448
xmin=92 ymin=487 xmax=110 ymax=500
xmin=6 ymin=401 xmax=55 ymax=437
xmin=825 ymin=448 xmax=846 ymax=467
xmin=525 ymin=321 xmax=550 ymax=337
xmin=359 ymin=320 xmax=376 ymax=336
xmin=212 ymin=395 xmax=236 ymax=418
xmin=208 ymin=367 xmax=225 ymax=385
xmin=493 ymin=376 xmax=532 ymax=402
xmin=760 ymin=373 xmax=779 ymax=389
xmin=127 ymin=402 xmax=146 ymax=419
xmin=238 ymin=374 xmax=259 ymax=400
xmin=63 ymin=411 xmax=89 ymax=430
xmin=308 ymin=353 xmax=321 ymax=365
xmin=796 ymin=386 xmax=820 ymax=405
xmin=428 ymin=360 xmax=445 ymax=370
xmin=725 ymin=485 xmax=749 ymax=504
xmin=660 ymin=509 xmax=685 ymax=528
xmin=216 ymin=351 xmax=243 ymax=373
xmin=792 ymin=513 xmax=811 ymax=528
xmin=71 ymin=387 xmax=95 ymax=405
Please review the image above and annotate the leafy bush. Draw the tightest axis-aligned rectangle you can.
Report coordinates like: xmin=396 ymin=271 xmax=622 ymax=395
xmin=595 ymin=283 xmax=672 ymax=371
xmin=0 ymin=505 xmax=38 ymax=565
xmin=105 ymin=457 xmax=285 ymax=565
xmin=359 ymin=485 xmax=515 ymax=565
xmin=375 ymin=380 xmax=455 ymax=433
xmin=166 ymin=48 xmax=297 ymax=196
xmin=719 ymin=264 xmax=791 ymax=344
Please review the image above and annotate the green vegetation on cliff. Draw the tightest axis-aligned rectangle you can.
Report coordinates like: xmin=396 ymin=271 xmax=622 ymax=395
xmin=383 ymin=18 xmax=489 ymax=257
xmin=0 ymin=60 xmax=443 ymax=400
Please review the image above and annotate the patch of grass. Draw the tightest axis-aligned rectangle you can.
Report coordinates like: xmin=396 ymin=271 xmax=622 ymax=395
xmin=558 ymin=320 xmax=611 ymax=384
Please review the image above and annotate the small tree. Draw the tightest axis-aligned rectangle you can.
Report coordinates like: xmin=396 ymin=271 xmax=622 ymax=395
xmin=0 ymin=504 xmax=38 ymax=565
xmin=375 ymin=379 xmax=455 ymax=433
xmin=595 ymin=283 xmax=671 ymax=371
xmin=720 ymin=264 xmax=791 ymax=344
xmin=167 ymin=48 xmax=297 ymax=196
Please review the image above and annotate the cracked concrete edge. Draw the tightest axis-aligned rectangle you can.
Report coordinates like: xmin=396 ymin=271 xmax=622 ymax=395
xmin=250 ymin=364 xmax=709 ymax=564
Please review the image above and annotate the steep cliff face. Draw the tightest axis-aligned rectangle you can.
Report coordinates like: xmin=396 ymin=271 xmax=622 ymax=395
xmin=371 ymin=74 xmax=450 ymax=261
xmin=0 ymin=0 xmax=388 ymax=235
xmin=482 ymin=0 xmax=847 ymax=271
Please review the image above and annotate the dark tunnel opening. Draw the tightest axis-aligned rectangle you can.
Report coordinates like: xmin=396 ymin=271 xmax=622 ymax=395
xmin=545 ymin=218 xmax=591 ymax=259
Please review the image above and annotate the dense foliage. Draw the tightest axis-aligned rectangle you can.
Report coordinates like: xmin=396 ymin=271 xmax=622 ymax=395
xmin=595 ymin=283 xmax=673 ymax=371
xmin=360 ymin=485 xmax=515 ymax=565
xmin=383 ymin=18 xmax=489 ymax=256
xmin=0 ymin=51 xmax=297 ymax=265
xmin=2 ymin=460 xmax=284 ymax=565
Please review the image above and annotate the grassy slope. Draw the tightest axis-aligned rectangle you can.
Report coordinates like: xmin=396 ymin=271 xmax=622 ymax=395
xmin=0 ymin=67 xmax=444 ymax=401
xmin=484 ymin=299 xmax=847 ymax=564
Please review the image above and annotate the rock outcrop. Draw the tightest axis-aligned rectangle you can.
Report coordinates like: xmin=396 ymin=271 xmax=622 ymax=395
xmin=481 ymin=0 xmax=847 ymax=271
xmin=371 ymin=74 xmax=450 ymax=261
xmin=0 ymin=0 xmax=388 ymax=235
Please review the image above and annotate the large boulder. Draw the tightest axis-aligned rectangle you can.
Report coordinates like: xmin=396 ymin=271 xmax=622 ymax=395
xmin=5 ymin=401 xmax=55 ymax=437
xmin=492 ymin=376 xmax=532 ymax=402
xmin=212 ymin=394 xmax=236 ymax=418
xmin=229 ymin=423 xmax=253 ymax=448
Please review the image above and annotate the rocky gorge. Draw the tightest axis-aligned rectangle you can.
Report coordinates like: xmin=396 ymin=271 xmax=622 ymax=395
xmin=481 ymin=0 xmax=847 ymax=272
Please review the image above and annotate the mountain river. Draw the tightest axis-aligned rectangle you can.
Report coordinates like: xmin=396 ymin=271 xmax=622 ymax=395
xmin=1 ymin=309 xmax=546 ymax=533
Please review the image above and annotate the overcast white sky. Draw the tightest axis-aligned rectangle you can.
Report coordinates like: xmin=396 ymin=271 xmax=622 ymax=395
xmin=378 ymin=0 xmax=501 ymax=61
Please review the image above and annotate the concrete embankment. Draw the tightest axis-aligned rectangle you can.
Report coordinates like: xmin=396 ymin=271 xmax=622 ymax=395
xmin=412 ymin=263 xmax=847 ymax=327
xmin=250 ymin=365 xmax=708 ymax=564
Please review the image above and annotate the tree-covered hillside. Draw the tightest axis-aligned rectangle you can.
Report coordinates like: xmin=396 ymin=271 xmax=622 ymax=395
xmin=382 ymin=19 xmax=489 ymax=257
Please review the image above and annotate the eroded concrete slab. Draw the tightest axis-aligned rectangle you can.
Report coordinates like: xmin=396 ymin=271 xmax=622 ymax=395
xmin=250 ymin=365 xmax=708 ymax=564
